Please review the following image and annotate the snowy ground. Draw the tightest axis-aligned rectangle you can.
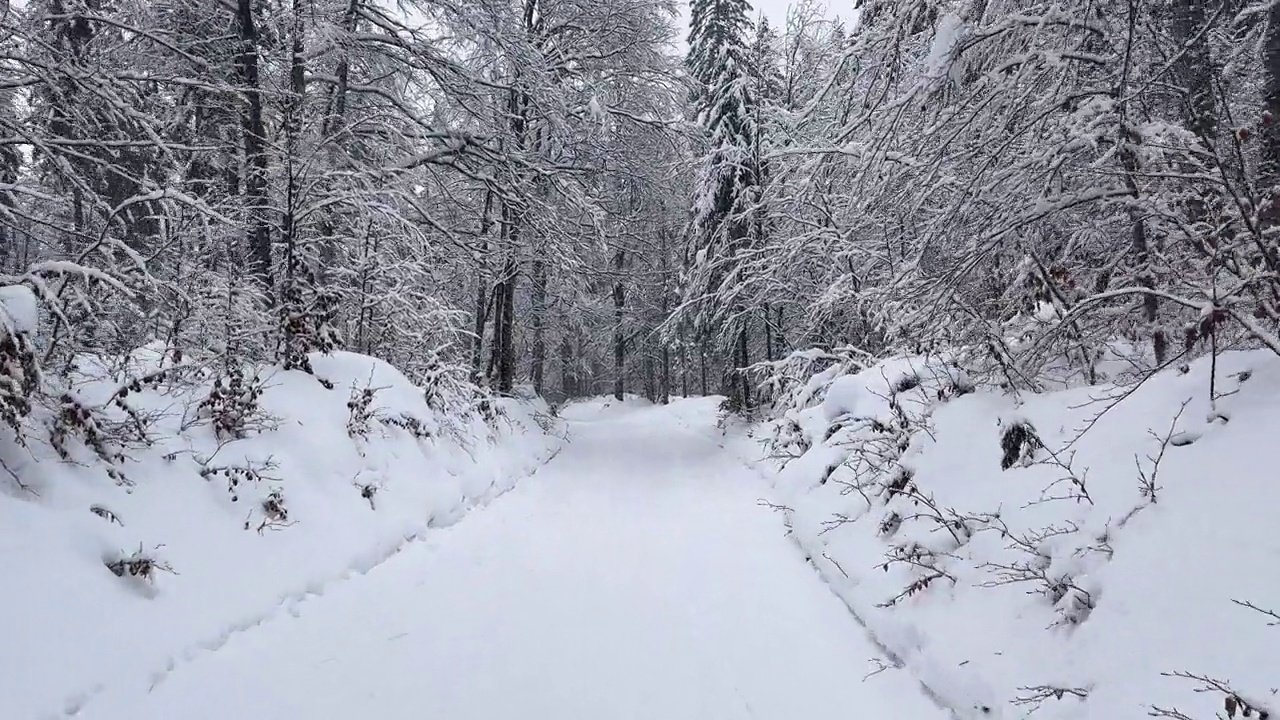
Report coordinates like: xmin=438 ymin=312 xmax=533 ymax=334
xmin=14 ymin=349 xmax=1269 ymax=720
xmin=2 ymin=351 xmax=556 ymax=719
xmin=72 ymin=397 xmax=946 ymax=720
xmin=749 ymin=349 xmax=1280 ymax=719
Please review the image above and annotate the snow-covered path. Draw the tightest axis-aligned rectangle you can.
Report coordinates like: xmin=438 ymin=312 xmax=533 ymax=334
xmin=86 ymin=398 xmax=946 ymax=720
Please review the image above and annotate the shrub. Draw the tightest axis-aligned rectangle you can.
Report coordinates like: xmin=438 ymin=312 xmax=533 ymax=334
xmin=1000 ymin=420 xmax=1042 ymax=470
xmin=106 ymin=544 xmax=176 ymax=583
xmin=198 ymin=366 xmax=266 ymax=441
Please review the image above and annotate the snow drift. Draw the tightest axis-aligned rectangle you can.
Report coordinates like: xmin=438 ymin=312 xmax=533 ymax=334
xmin=748 ymin=348 xmax=1279 ymax=719
xmin=0 ymin=347 xmax=559 ymax=718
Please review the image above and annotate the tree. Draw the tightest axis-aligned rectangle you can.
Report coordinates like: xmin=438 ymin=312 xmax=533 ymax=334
xmin=683 ymin=0 xmax=760 ymax=407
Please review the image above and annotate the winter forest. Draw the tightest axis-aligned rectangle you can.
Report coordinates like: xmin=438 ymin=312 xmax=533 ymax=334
xmin=4 ymin=0 xmax=1280 ymax=717
xmin=2 ymin=0 xmax=1279 ymax=409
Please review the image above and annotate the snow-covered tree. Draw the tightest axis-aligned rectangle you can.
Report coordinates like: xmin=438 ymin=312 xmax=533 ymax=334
xmin=683 ymin=0 xmax=762 ymax=406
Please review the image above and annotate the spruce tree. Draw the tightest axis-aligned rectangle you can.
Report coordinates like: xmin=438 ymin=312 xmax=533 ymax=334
xmin=684 ymin=0 xmax=759 ymax=407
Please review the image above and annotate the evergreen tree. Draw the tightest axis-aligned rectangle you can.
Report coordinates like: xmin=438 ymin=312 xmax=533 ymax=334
xmin=683 ymin=0 xmax=759 ymax=406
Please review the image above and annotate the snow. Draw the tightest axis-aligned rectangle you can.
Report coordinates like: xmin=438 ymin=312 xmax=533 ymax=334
xmin=0 ymin=350 xmax=557 ymax=719
xmin=750 ymin=349 xmax=1280 ymax=719
xmin=0 ymin=284 xmax=38 ymax=335
xmin=65 ymin=397 xmax=947 ymax=720
xmin=8 ymin=343 xmax=1279 ymax=719
xmin=821 ymin=355 xmax=965 ymax=424
xmin=923 ymin=12 xmax=966 ymax=85
xmin=586 ymin=95 xmax=606 ymax=125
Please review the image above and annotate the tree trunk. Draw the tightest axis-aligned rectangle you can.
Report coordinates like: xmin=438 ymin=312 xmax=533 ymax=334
xmin=558 ymin=334 xmax=574 ymax=399
xmin=492 ymin=253 xmax=518 ymax=394
xmin=531 ymin=252 xmax=547 ymax=395
xmin=0 ymin=96 xmax=16 ymax=274
xmin=355 ymin=226 xmax=375 ymax=352
xmin=235 ymin=0 xmax=272 ymax=287
xmin=644 ymin=351 xmax=655 ymax=402
xmin=774 ymin=305 xmax=785 ymax=358
xmin=1263 ymin=1 xmax=1280 ymax=217
xmin=1119 ymin=1 xmax=1165 ymax=368
xmin=680 ymin=328 xmax=689 ymax=398
xmin=763 ymin=302 xmax=774 ymax=361
xmin=660 ymin=342 xmax=670 ymax=405
xmin=612 ymin=249 xmax=626 ymax=401
xmin=699 ymin=342 xmax=708 ymax=396
xmin=1171 ymin=0 xmax=1216 ymax=137
xmin=658 ymin=228 xmax=672 ymax=403
xmin=280 ymin=0 xmax=306 ymax=366
xmin=323 ymin=0 xmax=360 ymax=140
xmin=471 ymin=269 xmax=489 ymax=383
xmin=471 ymin=190 xmax=495 ymax=382
xmin=317 ymin=0 xmax=361 ymax=270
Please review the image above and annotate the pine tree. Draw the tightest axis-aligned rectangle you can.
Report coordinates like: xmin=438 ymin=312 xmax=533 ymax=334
xmin=684 ymin=0 xmax=759 ymax=407
xmin=748 ymin=16 xmax=783 ymax=361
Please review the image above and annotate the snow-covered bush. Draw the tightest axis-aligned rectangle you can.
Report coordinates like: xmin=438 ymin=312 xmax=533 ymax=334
xmin=346 ymin=383 xmax=378 ymax=440
xmin=753 ymin=348 xmax=1280 ymax=718
xmin=998 ymin=419 xmax=1041 ymax=470
xmin=2 ymin=347 xmax=559 ymax=718
xmin=197 ymin=365 xmax=269 ymax=442
xmin=0 ymin=285 xmax=39 ymax=443
xmin=105 ymin=543 xmax=177 ymax=585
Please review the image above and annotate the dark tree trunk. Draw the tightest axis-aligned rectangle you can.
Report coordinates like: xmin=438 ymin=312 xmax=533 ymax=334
xmin=659 ymin=229 xmax=672 ymax=403
xmin=612 ymin=249 xmax=625 ymax=401
xmin=763 ymin=302 xmax=774 ymax=361
xmin=644 ymin=351 xmax=656 ymax=402
xmin=660 ymin=343 xmax=671 ymax=405
xmin=323 ymin=0 xmax=360 ymax=140
xmin=699 ymin=342 xmax=708 ymax=396
xmin=280 ymin=0 xmax=307 ymax=366
xmin=472 ymin=268 xmax=489 ymax=382
xmin=531 ymin=252 xmax=547 ymax=395
xmin=318 ymin=0 xmax=361 ymax=269
xmin=471 ymin=190 xmax=495 ymax=382
xmin=774 ymin=305 xmax=785 ymax=358
xmin=492 ymin=254 xmax=518 ymax=394
xmin=559 ymin=334 xmax=575 ymax=399
xmin=235 ymin=0 xmax=272 ymax=287
xmin=0 ymin=115 xmax=16 ymax=273
xmin=354 ymin=227 xmax=377 ymax=352
xmin=680 ymin=327 xmax=689 ymax=398
xmin=1119 ymin=1 xmax=1165 ymax=368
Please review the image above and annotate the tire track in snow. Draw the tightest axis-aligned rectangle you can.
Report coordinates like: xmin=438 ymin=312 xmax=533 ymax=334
xmin=52 ymin=443 xmax=565 ymax=719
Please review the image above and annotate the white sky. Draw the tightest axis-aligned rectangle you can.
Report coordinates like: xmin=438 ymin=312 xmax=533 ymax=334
xmin=753 ymin=0 xmax=846 ymax=25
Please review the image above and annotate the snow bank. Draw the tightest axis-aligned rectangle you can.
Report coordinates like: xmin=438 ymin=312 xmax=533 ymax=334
xmin=748 ymin=350 xmax=1280 ymax=719
xmin=0 ymin=350 xmax=559 ymax=718
xmin=0 ymin=284 xmax=38 ymax=336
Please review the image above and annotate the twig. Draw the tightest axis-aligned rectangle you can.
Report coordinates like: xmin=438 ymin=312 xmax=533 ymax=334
xmin=1013 ymin=684 xmax=1090 ymax=712
xmin=0 ymin=455 xmax=37 ymax=496
xmin=1232 ymin=599 xmax=1280 ymax=626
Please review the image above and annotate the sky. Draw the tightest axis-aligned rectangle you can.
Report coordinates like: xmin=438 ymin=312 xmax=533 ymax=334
xmin=753 ymin=0 xmax=844 ymax=25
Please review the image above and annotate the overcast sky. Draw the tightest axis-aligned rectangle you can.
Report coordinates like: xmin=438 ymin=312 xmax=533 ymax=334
xmin=751 ymin=0 xmax=843 ymax=24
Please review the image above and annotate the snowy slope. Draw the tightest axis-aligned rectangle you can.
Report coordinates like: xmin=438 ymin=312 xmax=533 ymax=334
xmin=745 ymin=349 xmax=1280 ymax=719
xmin=70 ymin=398 xmax=945 ymax=720
xmin=1 ymin=350 xmax=558 ymax=719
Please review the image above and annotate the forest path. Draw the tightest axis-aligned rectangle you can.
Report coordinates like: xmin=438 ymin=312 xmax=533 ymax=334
xmin=85 ymin=397 xmax=946 ymax=719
